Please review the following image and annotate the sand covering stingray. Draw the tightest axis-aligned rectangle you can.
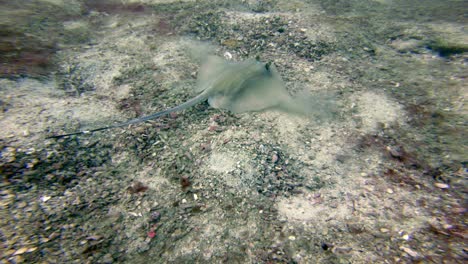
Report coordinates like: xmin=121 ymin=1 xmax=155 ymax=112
xmin=48 ymin=56 xmax=311 ymax=138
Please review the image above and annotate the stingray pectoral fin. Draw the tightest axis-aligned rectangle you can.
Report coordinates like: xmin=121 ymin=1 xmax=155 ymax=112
xmin=196 ymin=56 xmax=230 ymax=92
xmin=47 ymin=91 xmax=210 ymax=139
xmin=224 ymin=75 xmax=289 ymax=113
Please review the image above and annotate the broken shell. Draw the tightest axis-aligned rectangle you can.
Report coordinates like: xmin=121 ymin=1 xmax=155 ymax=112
xmin=223 ymin=51 xmax=233 ymax=60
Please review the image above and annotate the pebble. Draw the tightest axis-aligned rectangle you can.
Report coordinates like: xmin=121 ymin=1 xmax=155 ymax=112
xmin=434 ymin=183 xmax=449 ymax=189
xmin=3 ymin=147 xmax=16 ymax=162
xmin=102 ymin=253 xmax=113 ymax=263
xmin=149 ymin=211 xmax=161 ymax=223
xmin=322 ymin=228 xmax=329 ymax=235
xmin=16 ymin=201 xmax=27 ymax=209
xmin=223 ymin=51 xmax=232 ymax=60
xmin=399 ymin=246 xmax=419 ymax=258
xmin=288 ymin=236 xmax=296 ymax=241
xmin=40 ymin=196 xmax=51 ymax=202
xmin=13 ymin=247 xmax=37 ymax=256
xmin=9 ymin=256 xmax=24 ymax=263
xmin=271 ymin=154 xmax=278 ymax=163
xmin=402 ymin=234 xmax=410 ymax=241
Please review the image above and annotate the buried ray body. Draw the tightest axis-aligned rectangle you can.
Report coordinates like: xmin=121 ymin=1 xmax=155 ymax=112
xmin=48 ymin=56 xmax=308 ymax=139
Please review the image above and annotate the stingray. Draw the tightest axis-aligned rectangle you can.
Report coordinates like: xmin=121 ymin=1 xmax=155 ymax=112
xmin=47 ymin=56 xmax=305 ymax=139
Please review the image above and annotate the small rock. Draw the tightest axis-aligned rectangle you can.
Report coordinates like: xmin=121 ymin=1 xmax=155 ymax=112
xmin=288 ymin=236 xmax=296 ymax=241
xmin=223 ymin=51 xmax=232 ymax=60
xmin=434 ymin=182 xmax=449 ymax=189
xmin=9 ymin=255 xmax=24 ymax=263
xmin=17 ymin=201 xmax=27 ymax=209
xmin=169 ymin=112 xmax=178 ymax=119
xmin=387 ymin=146 xmax=403 ymax=159
xmin=40 ymin=196 xmax=51 ymax=202
xmin=13 ymin=247 xmax=36 ymax=256
xmin=271 ymin=154 xmax=278 ymax=163
xmin=200 ymin=143 xmax=211 ymax=151
xmin=332 ymin=247 xmax=352 ymax=255
xmin=149 ymin=211 xmax=161 ymax=223
xmin=402 ymin=234 xmax=411 ymax=241
xmin=86 ymin=235 xmax=102 ymax=241
xmin=127 ymin=181 xmax=148 ymax=194
xmin=322 ymin=228 xmax=328 ymax=235
xmin=48 ymin=232 xmax=60 ymax=240
xmin=2 ymin=147 xmax=16 ymax=162
xmin=180 ymin=176 xmax=191 ymax=188
xmin=321 ymin=243 xmax=331 ymax=250
xmin=102 ymin=253 xmax=113 ymax=264
xmin=128 ymin=212 xmax=141 ymax=217
xmin=399 ymin=246 xmax=419 ymax=258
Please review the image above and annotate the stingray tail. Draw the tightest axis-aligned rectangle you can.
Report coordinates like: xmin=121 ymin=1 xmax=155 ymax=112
xmin=47 ymin=91 xmax=210 ymax=139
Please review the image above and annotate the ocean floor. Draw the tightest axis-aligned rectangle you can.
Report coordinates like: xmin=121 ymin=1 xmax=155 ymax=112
xmin=1 ymin=0 xmax=466 ymax=263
